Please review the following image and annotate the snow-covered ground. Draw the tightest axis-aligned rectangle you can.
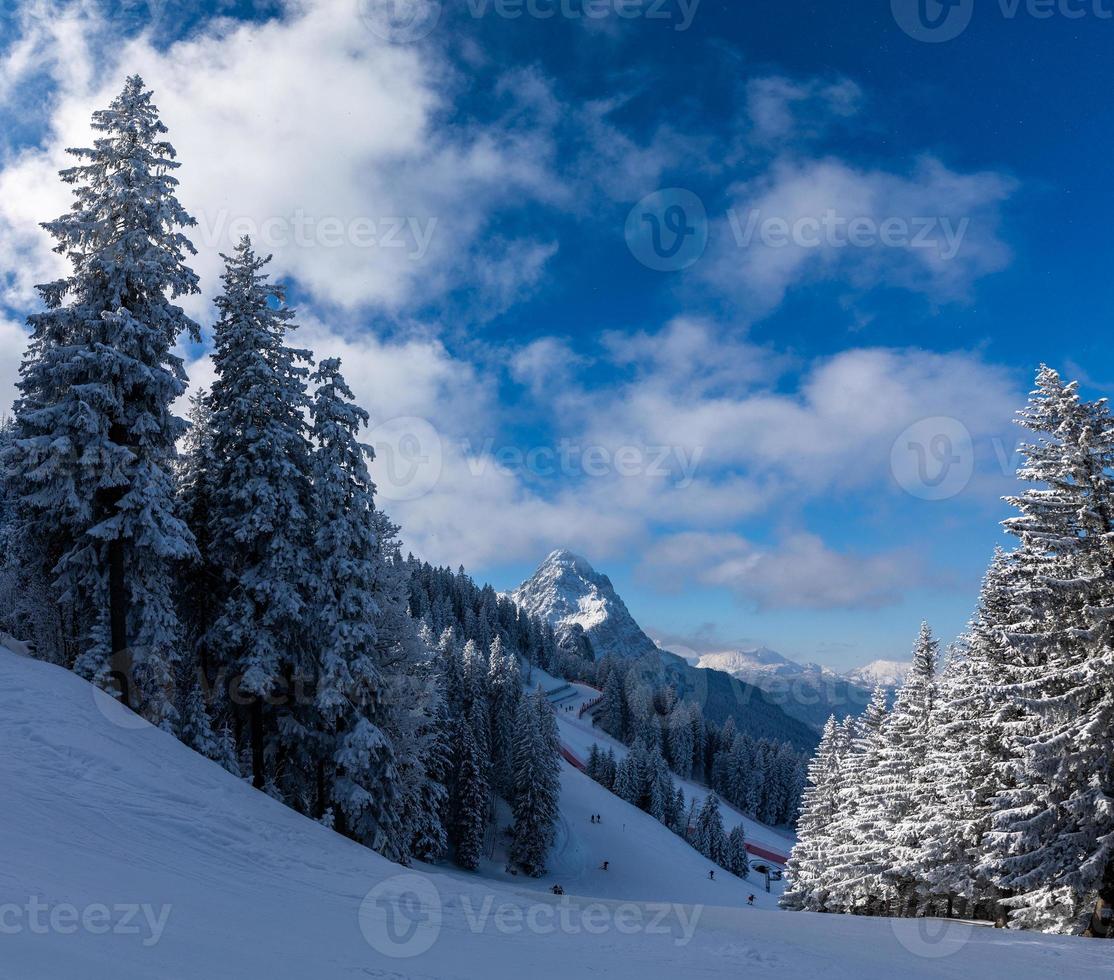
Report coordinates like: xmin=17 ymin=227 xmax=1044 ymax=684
xmin=527 ymin=663 xmax=796 ymax=861
xmin=3 ymin=644 xmax=1110 ymax=979
xmin=474 ymin=761 xmax=779 ymax=909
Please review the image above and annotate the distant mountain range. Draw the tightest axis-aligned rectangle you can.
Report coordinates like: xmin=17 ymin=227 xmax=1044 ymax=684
xmin=512 ymin=550 xmax=909 ymax=735
xmin=513 ymin=551 xmax=821 ymax=749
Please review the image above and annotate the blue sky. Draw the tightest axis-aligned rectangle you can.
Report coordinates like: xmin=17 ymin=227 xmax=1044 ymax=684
xmin=0 ymin=0 xmax=1111 ymax=670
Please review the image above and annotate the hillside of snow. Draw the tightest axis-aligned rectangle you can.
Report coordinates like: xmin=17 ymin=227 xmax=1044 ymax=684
xmin=529 ymin=664 xmax=797 ymax=863
xmin=3 ymin=643 xmax=1110 ymax=979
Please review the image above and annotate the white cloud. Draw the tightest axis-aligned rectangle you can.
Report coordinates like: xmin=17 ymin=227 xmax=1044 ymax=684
xmin=316 ymin=320 xmax=1023 ymax=578
xmin=0 ymin=316 xmax=30 ymax=415
xmin=0 ymin=4 xmax=1028 ymax=604
xmin=0 ymin=0 xmax=562 ymax=316
xmin=642 ymin=531 xmax=922 ymax=610
xmin=746 ymin=75 xmax=862 ymax=143
xmin=705 ymin=156 xmax=1016 ymax=316
xmin=578 ymin=327 xmax=1020 ymax=497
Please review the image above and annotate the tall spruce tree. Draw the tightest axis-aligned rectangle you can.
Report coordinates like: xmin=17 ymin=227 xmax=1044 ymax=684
xmin=915 ymin=551 xmax=1023 ymax=919
xmin=727 ymin=825 xmax=750 ymax=879
xmin=695 ymin=793 xmax=728 ymax=867
xmin=509 ymin=692 xmax=561 ymax=876
xmin=987 ymin=368 xmax=1114 ymax=933
xmin=3 ymin=76 xmax=200 ymax=726
xmin=307 ymin=357 xmax=400 ymax=851
xmin=782 ymin=716 xmax=847 ymax=911
xmin=204 ymin=238 xmax=314 ymax=789
xmin=487 ymin=635 xmax=522 ymax=798
xmin=451 ymin=719 xmax=489 ymax=871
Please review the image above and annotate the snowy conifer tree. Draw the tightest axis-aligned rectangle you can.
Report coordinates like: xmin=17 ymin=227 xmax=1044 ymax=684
xmin=695 ymin=793 xmax=728 ymax=867
xmin=307 ymin=357 xmax=402 ymax=851
xmin=987 ymin=368 xmax=1114 ymax=933
xmin=727 ymin=825 xmax=750 ymax=879
xmin=668 ymin=708 xmax=695 ymax=780
xmin=782 ymin=716 xmax=846 ymax=911
xmin=204 ymin=238 xmax=315 ymax=789
xmin=914 ymin=554 xmax=1023 ymax=918
xmin=4 ymin=76 xmax=200 ymax=724
xmin=487 ymin=635 xmax=522 ymax=797
xmin=510 ymin=692 xmax=561 ymax=876
xmin=871 ymin=623 xmax=939 ymax=914
xmin=451 ymin=719 xmax=488 ymax=871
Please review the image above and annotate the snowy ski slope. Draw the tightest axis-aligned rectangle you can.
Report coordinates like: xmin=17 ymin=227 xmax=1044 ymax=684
xmin=2 ymin=645 xmax=1109 ymax=979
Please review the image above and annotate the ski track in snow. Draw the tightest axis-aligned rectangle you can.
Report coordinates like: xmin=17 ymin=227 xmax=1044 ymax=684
xmin=2 ymin=646 xmax=1110 ymax=979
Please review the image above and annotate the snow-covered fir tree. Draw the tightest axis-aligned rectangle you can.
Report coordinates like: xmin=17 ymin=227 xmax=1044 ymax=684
xmin=202 ymin=238 xmax=315 ymax=789
xmin=509 ymin=691 xmax=561 ymax=876
xmin=986 ymin=368 xmax=1114 ymax=933
xmin=306 ymin=357 xmax=402 ymax=852
xmin=727 ymin=825 xmax=750 ymax=879
xmin=819 ymin=686 xmax=887 ymax=911
xmin=782 ymin=716 xmax=847 ymax=911
xmin=3 ymin=76 xmax=200 ymax=726
xmin=487 ymin=635 xmax=522 ymax=797
xmin=450 ymin=718 xmax=489 ymax=871
xmin=913 ymin=557 xmax=1023 ymax=919
xmin=694 ymin=793 xmax=728 ymax=867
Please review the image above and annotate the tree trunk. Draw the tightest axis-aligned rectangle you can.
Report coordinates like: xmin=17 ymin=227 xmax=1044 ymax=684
xmin=104 ymin=419 xmax=131 ymax=710
xmin=316 ymin=759 xmax=328 ymax=821
xmin=1084 ymin=857 xmax=1114 ymax=937
xmin=250 ymin=698 xmax=265 ymax=790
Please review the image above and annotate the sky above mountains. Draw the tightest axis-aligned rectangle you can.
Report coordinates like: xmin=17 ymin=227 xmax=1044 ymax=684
xmin=1 ymin=0 xmax=1110 ymax=669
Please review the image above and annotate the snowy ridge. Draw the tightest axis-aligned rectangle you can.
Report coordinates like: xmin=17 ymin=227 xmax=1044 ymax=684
xmin=844 ymin=659 xmax=912 ymax=689
xmin=695 ymin=648 xmax=834 ymax=681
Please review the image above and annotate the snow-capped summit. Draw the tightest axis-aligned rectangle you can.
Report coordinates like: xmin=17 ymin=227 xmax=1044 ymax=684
xmin=844 ymin=659 xmax=911 ymax=690
xmin=511 ymin=550 xmax=661 ymax=661
xmin=696 ymin=647 xmax=832 ymax=681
